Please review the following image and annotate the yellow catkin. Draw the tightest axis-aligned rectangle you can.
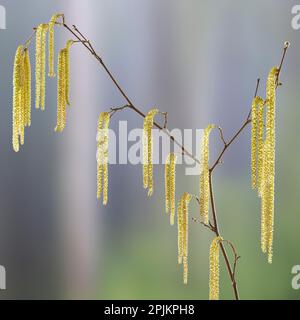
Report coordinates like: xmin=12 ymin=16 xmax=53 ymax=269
xmin=54 ymin=41 xmax=74 ymax=132
xmin=177 ymin=192 xmax=192 ymax=284
xmin=257 ymin=99 xmax=265 ymax=194
xmin=24 ymin=48 xmax=32 ymax=127
xmin=143 ymin=108 xmax=158 ymax=196
xmin=165 ymin=154 xmax=170 ymax=213
xmin=209 ymin=236 xmax=222 ymax=300
xmin=40 ymin=24 xmax=48 ymax=110
xmin=35 ymin=23 xmax=48 ymax=110
xmin=199 ymin=124 xmax=215 ymax=224
xmin=35 ymin=25 xmax=42 ymax=109
xmin=165 ymin=153 xmax=177 ymax=225
xmin=251 ymin=96 xmax=264 ymax=189
xmin=55 ymin=49 xmax=66 ymax=132
xmin=97 ymin=112 xmax=104 ymax=199
xmin=262 ymin=66 xmax=278 ymax=264
xmin=97 ymin=112 xmax=110 ymax=205
xmin=19 ymin=50 xmax=26 ymax=146
xmin=260 ymin=141 xmax=268 ymax=253
xmin=12 ymin=45 xmax=23 ymax=152
xmin=65 ymin=40 xmax=73 ymax=106
xmin=48 ymin=13 xmax=63 ymax=77
xmin=12 ymin=46 xmax=32 ymax=152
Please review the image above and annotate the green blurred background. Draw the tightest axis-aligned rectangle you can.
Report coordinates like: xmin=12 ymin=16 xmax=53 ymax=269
xmin=0 ymin=0 xmax=299 ymax=299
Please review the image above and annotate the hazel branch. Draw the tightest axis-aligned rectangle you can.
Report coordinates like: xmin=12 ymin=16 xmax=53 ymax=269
xmin=18 ymin=14 xmax=289 ymax=300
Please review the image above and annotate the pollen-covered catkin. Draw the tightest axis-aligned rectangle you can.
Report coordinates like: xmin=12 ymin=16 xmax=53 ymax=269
xmin=55 ymin=49 xmax=66 ymax=132
xmin=55 ymin=40 xmax=74 ymax=132
xmin=40 ymin=24 xmax=48 ymax=110
xmin=261 ymin=66 xmax=278 ymax=264
xmin=48 ymin=13 xmax=63 ymax=77
xmin=165 ymin=155 xmax=170 ymax=213
xmin=12 ymin=46 xmax=32 ymax=152
xmin=35 ymin=23 xmax=48 ymax=110
xmin=97 ymin=112 xmax=110 ymax=205
xmin=260 ymin=141 xmax=268 ymax=254
xmin=251 ymin=96 xmax=264 ymax=189
xmin=65 ymin=40 xmax=73 ymax=106
xmin=13 ymin=46 xmax=23 ymax=152
xmin=143 ymin=108 xmax=158 ymax=196
xmin=257 ymin=99 xmax=265 ymax=193
xmin=209 ymin=236 xmax=222 ymax=300
xmin=165 ymin=153 xmax=177 ymax=225
xmin=35 ymin=25 xmax=42 ymax=109
xmin=199 ymin=124 xmax=215 ymax=224
xmin=177 ymin=192 xmax=192 ymax=284
xmin=24 ymin=48 xmax=32 ymax=127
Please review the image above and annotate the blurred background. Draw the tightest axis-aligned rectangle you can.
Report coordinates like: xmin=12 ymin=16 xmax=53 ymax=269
xmin=0 ymin=0 xmax=299 ymax=299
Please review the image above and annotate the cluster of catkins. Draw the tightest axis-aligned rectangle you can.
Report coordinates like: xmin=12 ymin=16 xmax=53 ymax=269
xmin=97 ymin=107 xmax=222 ymax=299
xmin=12 ymin=13 xmax=74 ymax=151
xmin=251 ymin=67 xmax=279 ymax=264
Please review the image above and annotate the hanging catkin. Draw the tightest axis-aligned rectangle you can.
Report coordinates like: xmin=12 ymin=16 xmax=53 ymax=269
xmin=165 ymin=153 xmax=177 ymax=225
xmin=24 ymin=48 xmax=32 ymax=128
xmin=65 ymin=40 xmax=73 ymax=106
xmin=55 ymin=40 xmax=74 ymax=132
xmin=260 ymin=141 xmax=269 ymax=254
xmin=251 ymin=96 xmax=264 ymax=189
xmin=97 ymin=112 xmax=110 ymax=205
xmin=257 ymin=98 xmax=265 ymax=193
xmin=209 ymin=236 xmax=222 ymax=300
xmin=12 ymin=46 xmax=32 ymax=152
xmin=199 ymin=124 xmax=215 ymax=224
xmin=48 ymin=13 xmax=63 ymax=77
xmin=35 ymin=23 xmax=48 ymax=110
xmin=177 ymin=192 xmax=192 ymax=284
xmin=55 ymin=49 xmax=66 ymax=132
xmin=13 ymin=46 xmax=23 ymax=152
xmin=260 ymin=66 xmax=278 ymax=264
xmin=143 ymin=108 xmax=158 ymax=196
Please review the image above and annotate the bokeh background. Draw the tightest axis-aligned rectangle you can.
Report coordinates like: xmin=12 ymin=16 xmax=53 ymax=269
xmin=0 ymin=0 xmax=299 ymax=299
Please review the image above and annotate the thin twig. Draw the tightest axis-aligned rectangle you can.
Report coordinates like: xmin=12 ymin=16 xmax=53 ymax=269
xmin=221 ymin=239 xmax=241 ymax=278
xmin=276 ymin=41 xmax=290 ymax=87
xmin=192 ymin=217 xmax=215 ymax=232
xmin=246 ymin=78 xmax=261 ymax=120
xmin=23 ymin=28 xmax=37 ymax=48
xmin=158 ymin=111 xmax=168 ymax=129
xmin=217 ymin=126 xmax=227 ymax=147
xmin=108 ymin=104 xmax=131 ymax=118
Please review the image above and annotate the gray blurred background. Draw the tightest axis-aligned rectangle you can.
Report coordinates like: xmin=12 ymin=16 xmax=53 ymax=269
xmin=0 ymin=0 xmax=299 ymax=299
